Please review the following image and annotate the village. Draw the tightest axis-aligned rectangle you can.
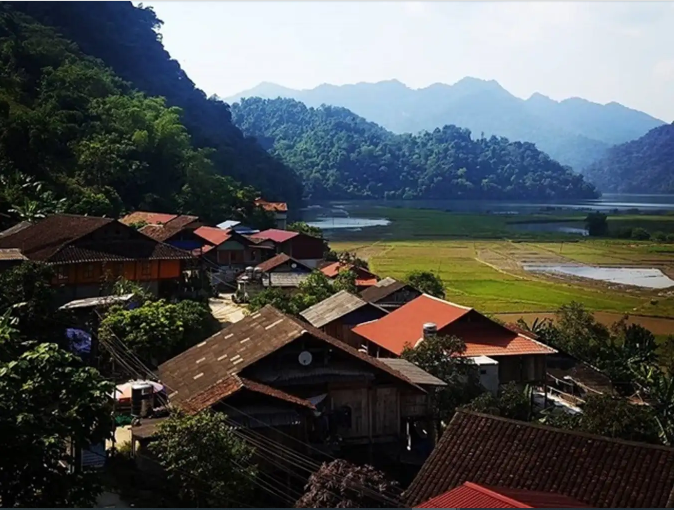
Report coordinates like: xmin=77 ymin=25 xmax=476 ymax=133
xmin=1 ymin=197 xmax=673 ymax=509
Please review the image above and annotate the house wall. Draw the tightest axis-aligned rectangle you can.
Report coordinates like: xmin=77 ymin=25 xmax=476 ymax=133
xmin=215 ymin=239 xmax=264 ymax=267
xmin=495 ymin=355 xmax=546 ymax=385
xmin=281 ymin=234 xmax=324 ymax=261
xmin=376 ymin=288 xmax=422 ymax=309
xmin=323 ymin=307 xmax=388 ymax=344
xmin=52 ymin=260 xmax=181 ymax=286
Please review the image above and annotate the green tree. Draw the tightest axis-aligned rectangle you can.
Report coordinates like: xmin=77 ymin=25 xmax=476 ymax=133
xmin=248 ymin=288 xmax=298 ymax=315
xmin=292 ymin=271 xmax=337 ymax=312
xmin=541 ymin=394 xmax=661 ymax=445
xmin=288 ymin=221 xmax=323 ymax=239
xmin=295 ymin=459 xmax=401 ymax=508
xmin=333 ymin=269 xmax=358 ymax=294
xmin=631 ymin=227 xmax=651 ymax=241
xmin=401 ymin=334 xmax=483 ymax=428
xmin=99 ymin=299 xmax=217 ymax=366
xmin=0 ymin=342 xmax=114 ymax=507
xmin=465 ymin=382 xmax=532 ymax=421
xmin=405 ymin=270 xmax=445 ymax=298
xmin=585 ymin=211 xmax=608 ymax=237
xmin=149 ymin=411 xmax=257 ymax=507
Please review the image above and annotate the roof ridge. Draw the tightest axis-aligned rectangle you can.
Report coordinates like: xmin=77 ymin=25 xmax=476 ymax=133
xmin=423 ymin=293 xmax=473 ymax=311
xmin=457 ymin=410 xmax=674 ymax=452
xmin=464 ymin=483 xmax=531 ymax=508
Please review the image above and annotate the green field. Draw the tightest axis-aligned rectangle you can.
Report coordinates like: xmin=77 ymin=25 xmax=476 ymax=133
xmin=330 ymin=207 xmax=674 ymax=325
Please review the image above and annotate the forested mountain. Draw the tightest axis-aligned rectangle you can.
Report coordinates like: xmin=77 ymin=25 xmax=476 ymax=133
xmin=584 ymin=123 xmax=674 ymax=193
xmin=231 ymin=97 xmax=599 ymax=200
xmin=7 ymin=1 xmax=302 ymax=211
xmin=228 ymin=79 xmax=665 ymax=172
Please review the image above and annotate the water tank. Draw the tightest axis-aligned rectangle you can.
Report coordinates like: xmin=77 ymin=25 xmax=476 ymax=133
xmin=422 ymin=322 xmax=438 ymax=338
xmin=131 ymin=382 xmax=153 ymax=418
xmin=245 ymin=266 xmax=254 ymax=275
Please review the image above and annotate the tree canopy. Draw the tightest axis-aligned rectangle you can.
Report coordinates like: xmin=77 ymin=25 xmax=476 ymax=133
xmin=231 ymin=97 xmax=599 ymax=201
xmin=0 ymin=6 xmax=291 ymax=224
xmin=404 ymin=270 xmax=445 ymax=299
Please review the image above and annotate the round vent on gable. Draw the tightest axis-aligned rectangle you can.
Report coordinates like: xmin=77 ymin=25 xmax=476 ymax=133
xmin=298 ymin=351 xmax=313 ymax=366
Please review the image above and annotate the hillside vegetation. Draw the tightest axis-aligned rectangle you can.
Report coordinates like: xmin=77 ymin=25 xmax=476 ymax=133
xmin=6 ymin=1 xmax=302 ymax=212
xmin=228 ymin=78 xmax=665 ymax=172
xmin=584 ymin=123 xmax=674 ymax=193
xmin=231 ymin=97 xmax=599 ymax=200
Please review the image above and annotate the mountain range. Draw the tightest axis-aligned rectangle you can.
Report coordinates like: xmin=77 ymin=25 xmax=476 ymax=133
xmin=226 ymin=79 xmax=666 ymax=172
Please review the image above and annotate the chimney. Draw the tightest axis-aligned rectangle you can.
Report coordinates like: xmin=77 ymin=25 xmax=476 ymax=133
xmin=422 ymin=322 xmax=437 ymax=339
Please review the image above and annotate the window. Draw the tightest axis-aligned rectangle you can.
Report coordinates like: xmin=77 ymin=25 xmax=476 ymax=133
xmin=56 ymin=266 xmax=68 ymax=281
xmin=83 ymin=264 xmax=94 ymax=279
xmin=480 ymin=369 xmax=488 ymax=375
xmin=141 ymin=262 xmax=152 ymax=277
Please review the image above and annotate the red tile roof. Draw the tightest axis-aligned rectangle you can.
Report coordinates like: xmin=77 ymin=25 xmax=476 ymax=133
xmin=183 ymin=375 xmax=315 ymax=414
xmin=193 ymin=226 xmax=232 ymax=246
xmin=250 ymin=229 xmax=299 ymax=244
xmin=255 ymin=253 xmax=310 ymax=273
xmin=416 ymin=482 xmax=592 ymax=508
xmin=255 ymin=198 xmax=288 ymax=213
xmin=352 ymin=295 xmax=555 ymax=357
xmin=320 ymin=262 xmax=379 ymax=287
xmin=120 ymin=211 xmax=178 ymax=226
xmin=405 ymin=411 xmax=674 ymax=508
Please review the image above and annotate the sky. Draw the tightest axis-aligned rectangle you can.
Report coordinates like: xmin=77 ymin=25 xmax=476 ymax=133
xmin=143 ymin=1 xmax=674 ymax=121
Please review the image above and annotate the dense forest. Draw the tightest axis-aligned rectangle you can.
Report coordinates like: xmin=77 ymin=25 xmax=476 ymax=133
xmin=232 ymin=97 xmax=599 ymax=200
xmin=584 ymin=123 xmax=674 ymax=193
xmin=228 ymin=79 xmax=664 ymax=173
xmin=1 ymin=2 xmax=302 ymax=222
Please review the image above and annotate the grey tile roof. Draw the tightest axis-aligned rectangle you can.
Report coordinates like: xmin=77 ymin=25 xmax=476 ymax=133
xmin=378 ymin=358 xmax=447 ymax=387
xmin=300 ymin=290 xmax=370 ymax=328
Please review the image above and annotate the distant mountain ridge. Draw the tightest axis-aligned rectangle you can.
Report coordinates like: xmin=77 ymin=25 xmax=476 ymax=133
xmin=231 ymin=97 xmax=598 ymax=201
xmin=226 ymin=78 xmax=665 ymax=172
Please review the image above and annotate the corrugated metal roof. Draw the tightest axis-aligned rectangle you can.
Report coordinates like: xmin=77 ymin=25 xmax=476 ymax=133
xmin=251 ymin=229 xmax=298 ymax=243
xmin=256 ymin=253 xmax=311 ymax=273
xmin=300 ymin=290 xmax=370 ymax=328
xmin=194 ymin=226 xmax=232 ymax=246
xmin=416 ymin=482 xmax=592 ymax=508
xmin=378 ymin=358 xmax=447 ymax=387
xmin=59 ymin=293 xmax=134 ymax=310
xmin=120 ymin=211 xmax=177 ymax=226
xmin=264 ymin=272 xmax=309 ymax=287
xmin=360 ymin=278 xmax=420 ymax=303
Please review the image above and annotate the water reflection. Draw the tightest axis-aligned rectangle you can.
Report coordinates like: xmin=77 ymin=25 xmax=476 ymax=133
xmin=524 ymin=264 xmax=674 ymax=289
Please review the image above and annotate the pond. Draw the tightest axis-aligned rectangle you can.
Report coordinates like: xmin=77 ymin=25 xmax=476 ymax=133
xmin=305 ymin=216 xmax=391 ymax=230
xmin=523 ymin=264 xmax=674 ymax=289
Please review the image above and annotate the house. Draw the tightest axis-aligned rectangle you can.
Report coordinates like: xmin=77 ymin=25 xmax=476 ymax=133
xmin=0 ymin=248 xmax=27 ymax=271
xmin=0 ymin=214 xmax=193 ymax=301
xmin=255 ymin=198 xmax=288 ymax=230
xmin=415 ymin=482 xmax=592 ymax=508
xmin=236 ymin=254 xmax=313 ymax=300
xmin=320 ymin=261 xmax=379 ymax=291
xmin=352 ymin=295 xmax=556 ymax=388
xmin=157 ymin=305 xmax=438 ymax=463
xmin=360 ymin=277 xmax=422 ymax=311
xmin=404 ymin=410 xmax=674 ymax=508
xmin=250 ymin=229 xmax=324 ymax=269
xmin=216 ymin=220 xmax=259 ymax=235
xmin=300 ymin=290 xmax=388 ymax=344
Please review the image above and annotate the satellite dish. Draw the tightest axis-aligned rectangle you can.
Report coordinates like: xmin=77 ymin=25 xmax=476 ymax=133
xmin=291 ymin=263 xmax=297 ymax=269
xmin=298 ymin=351 xmax=313 ymax=366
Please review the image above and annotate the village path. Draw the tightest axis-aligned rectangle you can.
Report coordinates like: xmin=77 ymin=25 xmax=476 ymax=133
xmin=209 ymin=293 xmax=248 ymax=325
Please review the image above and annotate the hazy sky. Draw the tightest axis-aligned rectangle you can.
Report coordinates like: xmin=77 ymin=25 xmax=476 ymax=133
xmin=144 ymin=1 xmax=674 ymax=121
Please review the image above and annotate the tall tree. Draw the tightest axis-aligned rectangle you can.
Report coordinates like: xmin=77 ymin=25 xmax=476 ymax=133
xmin=405 ymin=270 xmax=445 ymax=299
xmin=0 ymin=342 xmax=114 ymax=507
xmin=149 ymin=411 xmax=257 ymax=508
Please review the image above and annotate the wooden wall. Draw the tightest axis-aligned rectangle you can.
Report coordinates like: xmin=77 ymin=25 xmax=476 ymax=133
xmin=52 ymin=260 xmax=181 ymax=286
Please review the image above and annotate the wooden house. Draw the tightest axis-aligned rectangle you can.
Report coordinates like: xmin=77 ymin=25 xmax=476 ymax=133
xmin=157 ymin=306 xmax=439 ymax=464
xmin=235 ymin=253 xmax=313 ymax=300
xmin=300 ymin=290 xmax=388 ymax=344
xmin=0 ymin=214 xmax=194 ymax=302
xmin=360 ymin=277 xmax=422 ymax=311
xmin=352 ymin=294 xmax=556 ymax=387
xmin=250 ymin=229 xmax=325 ymax=269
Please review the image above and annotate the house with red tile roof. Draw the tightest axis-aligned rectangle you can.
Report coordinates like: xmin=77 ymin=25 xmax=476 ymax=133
xmin=405 ymin=411 xmax=674 ymax=508
xmin=416 ymin=482 xmax=592 ymax=508
xmin=255 ymin=198 xmax=288 ymax=229
xmin=320 ymin=261 xmax=379 ymax=291
xmin=352 ymin=294 xmax=556 ymax=387
xmin=0 ymin=214 xmax=193 ymax=301
xmin=251 ymin=229 xmax=325 ymax=268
